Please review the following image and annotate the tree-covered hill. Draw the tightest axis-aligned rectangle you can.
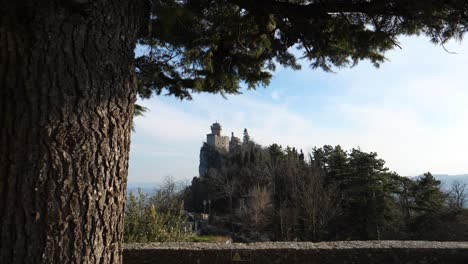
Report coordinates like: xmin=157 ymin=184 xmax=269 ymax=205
xmin=183 ymin=141 xmax=468 ymax=242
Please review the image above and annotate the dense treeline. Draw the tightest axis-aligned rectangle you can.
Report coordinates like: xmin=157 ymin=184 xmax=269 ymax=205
xmin=184 ymin=141 xmax=468 ymax=242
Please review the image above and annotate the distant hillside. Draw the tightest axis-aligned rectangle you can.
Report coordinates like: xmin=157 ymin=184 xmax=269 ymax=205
xmin=127 ymin=182 xmax=160 ymax=195
xmin=127 ymin=180 xmax=189 ymax=195
xmin=411 ymin=174 xmax=468 ymax=190
xmin=433 ymin=174 xmax=468 ymax=190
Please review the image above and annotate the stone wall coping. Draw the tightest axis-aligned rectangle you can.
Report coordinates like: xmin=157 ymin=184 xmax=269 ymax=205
xmin=124 ymin=241 xmax=468 ymax=251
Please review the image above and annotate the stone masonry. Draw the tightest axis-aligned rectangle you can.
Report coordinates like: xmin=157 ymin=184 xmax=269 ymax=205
xmin=124 ymin=241 xmax=468 ymax=264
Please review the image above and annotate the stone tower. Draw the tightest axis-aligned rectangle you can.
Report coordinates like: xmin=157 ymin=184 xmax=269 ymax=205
xmin=210 ymin=122 xmax=221 ymax=136
xmin=206 ymin=122 xmax=229 ymax=152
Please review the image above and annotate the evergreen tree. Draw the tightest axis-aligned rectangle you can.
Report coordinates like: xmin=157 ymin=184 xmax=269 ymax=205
xmin=412 ymin=172 xmax=445 ymax=214
xmin=334 ymin=149 xmax=400 ymax=240
xmin=397 ymin=176 xmax=417 ymax=237
xmin=268 ymin=144 xmax=285 ymax=164
xmin=409 ymin=172 xmax=447 ymax=239
xmin=243 ymin=128 xmax=251 ymax=144
xmin=298 ymin=149 xmax=305 ymax=162
xmin=316 ymin=145 xmax=349 ymax=186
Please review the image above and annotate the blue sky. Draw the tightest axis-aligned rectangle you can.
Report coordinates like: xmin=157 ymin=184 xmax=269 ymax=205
xmin=129 ymin=36 xmax=468 ymax=184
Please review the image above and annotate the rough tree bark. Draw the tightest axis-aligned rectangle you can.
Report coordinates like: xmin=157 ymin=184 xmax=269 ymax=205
xmin=1 ymin=1 xmax=145 ymax=263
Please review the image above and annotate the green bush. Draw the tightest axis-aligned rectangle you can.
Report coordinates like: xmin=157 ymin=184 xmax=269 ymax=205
xmin=124 ymin=187 xmax=194 ymax=243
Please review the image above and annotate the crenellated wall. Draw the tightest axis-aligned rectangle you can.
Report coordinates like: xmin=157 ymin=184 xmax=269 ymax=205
xmin=124 ymin=241 xmax=468 ymax=264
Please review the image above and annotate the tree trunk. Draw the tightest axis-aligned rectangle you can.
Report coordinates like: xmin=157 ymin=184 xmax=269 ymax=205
xmin=1 ymin=1 xmax=144 ymax=263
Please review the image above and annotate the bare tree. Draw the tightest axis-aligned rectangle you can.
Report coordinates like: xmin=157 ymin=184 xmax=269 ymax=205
xmin=447 ymin=181 xmax=467 ymax=209
xmin=150 ymin=176 xmax=186 ymax=214
xmin=245 ymin=186 xmax=273 ymax=227
xmin=296 ymin=166 xmax=339 ymax=240
xmin=207 ymin=168 xmax=239 ymax=213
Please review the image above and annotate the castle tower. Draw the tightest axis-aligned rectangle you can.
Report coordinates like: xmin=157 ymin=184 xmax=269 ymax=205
xmin=210 ymin=122 xmax=222 ymax=136
xmin=206 ymin=122 xmax=229 ymax=152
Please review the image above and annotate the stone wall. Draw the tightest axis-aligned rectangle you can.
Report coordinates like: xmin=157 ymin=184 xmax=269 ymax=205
xmin=206 ymin=134 xmax=229 ymax=152
xmin=124 ymin=241 xmax=468 ymax=264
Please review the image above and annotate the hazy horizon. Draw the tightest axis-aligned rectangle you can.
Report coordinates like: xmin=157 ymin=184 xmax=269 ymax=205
xmin=127 ymin=174 xmax=468 ymax=186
